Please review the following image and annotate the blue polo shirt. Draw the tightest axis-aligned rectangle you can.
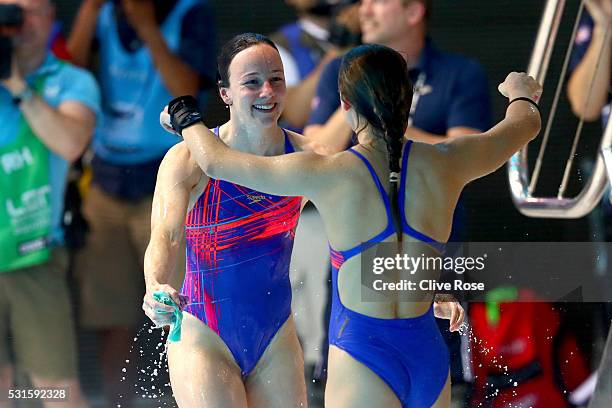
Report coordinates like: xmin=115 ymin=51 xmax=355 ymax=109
xmin=568 ymin=11 xmax=610 ymax=127
xmin=569 ymin=12 xmax=594 ymax=73
xmin=307 ymin=39 xmax=491 ymax=135
xmin=0 ymin=53 xmax=100 ymax=244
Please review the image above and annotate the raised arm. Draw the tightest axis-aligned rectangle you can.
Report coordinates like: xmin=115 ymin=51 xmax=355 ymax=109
xmin=567 ymin=0 xmax=612 ymax=121
xmin=439 ymin=72 xmax=542 ymax=186
xmin=2 ymin=63 xmax=97 ymax=162
xmin=120 ymin=0 xmax=200 ymax=97
xmin=66 ymin=0 xmax=104 ymax=67
xmin=405 ymin=125 xmax=484 ymax=145
xmin=143 ymin=143 xmax=203 ymax=325
xmin=161 ymin=97 xmax=340 ymax=200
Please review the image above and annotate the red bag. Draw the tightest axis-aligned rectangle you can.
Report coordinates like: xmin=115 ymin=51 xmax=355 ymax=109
xmin=469 ymin=289 xmax=589 ymax=408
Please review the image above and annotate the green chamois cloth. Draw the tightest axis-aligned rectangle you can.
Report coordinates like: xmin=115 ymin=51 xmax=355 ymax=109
xmin=153 ymin=291 xmax=182 ymax=342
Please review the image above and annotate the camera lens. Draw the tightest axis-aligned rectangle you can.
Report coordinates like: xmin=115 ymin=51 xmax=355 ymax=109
xmin=0 ymin=4 xmax=24 ymax=28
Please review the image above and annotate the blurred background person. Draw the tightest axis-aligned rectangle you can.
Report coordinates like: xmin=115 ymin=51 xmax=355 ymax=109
xmin=66 ymin=0 xmax=216 ymax=404
xmin=270 ymin=0 xmax=335 ymax=132
xmin=566 ymin=1 xmax=612 ymax=392
xmin=271 ymin=0 xmax=360 ymax=132
xmin=0 ymin=0 xmax=99 ymax=406
xmin=567 ymin=0 xmax=612 ymax=312
xmin=567 ymin=0 xmax=611 ymax=124
xmin=305 ymin=0 xmax=491 ymax=149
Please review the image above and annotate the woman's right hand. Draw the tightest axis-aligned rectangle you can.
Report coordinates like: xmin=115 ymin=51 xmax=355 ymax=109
xmin=142 ymin=283 xmax=188 ymax=327
xmin=498 ymin=72 xmax=542 ymax=103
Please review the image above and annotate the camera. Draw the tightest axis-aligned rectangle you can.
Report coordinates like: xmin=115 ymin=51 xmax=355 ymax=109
xmin=0 ymin=4 xmax=24 ymax=80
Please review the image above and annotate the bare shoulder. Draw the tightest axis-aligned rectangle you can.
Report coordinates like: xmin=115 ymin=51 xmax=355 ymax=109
xmin=159 ymin=142 xmax=206 ymax=190
xmin=325 ymin=149 xmax=373 ymax=188
xmin=407 ymin=141 xmax=464 ymax=197
xmin=406 ymin=141 xmax=440 ymax=170
xmin=161 ymin=142 xmax=194 ymax=172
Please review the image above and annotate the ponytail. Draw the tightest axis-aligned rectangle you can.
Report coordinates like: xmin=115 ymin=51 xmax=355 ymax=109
xmin=380 ymin=116 xmax=404 ymax=240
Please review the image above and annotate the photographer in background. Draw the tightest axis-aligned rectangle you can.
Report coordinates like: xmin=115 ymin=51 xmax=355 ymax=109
xmin=67 ymin=0 xmax=216 ymax=405
xmin=271 ymin=0 xmax=360 ymax=131
xmin=0 ymin=0 xmax=99 ymax=406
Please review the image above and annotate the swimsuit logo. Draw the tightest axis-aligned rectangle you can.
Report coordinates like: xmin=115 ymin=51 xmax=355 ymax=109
xmin=246 ymin=194 xmax=268 ymax=204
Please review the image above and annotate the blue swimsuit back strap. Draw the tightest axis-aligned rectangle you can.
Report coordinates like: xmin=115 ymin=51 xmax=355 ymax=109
xmin=399 ymin=141 xmax=445 ymax=253
xmin=331 ymin=149 xmax=396 ymax=262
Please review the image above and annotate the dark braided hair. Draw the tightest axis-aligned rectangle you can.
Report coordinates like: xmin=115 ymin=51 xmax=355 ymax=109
xmin=338 ymin=44 xmax=413 ymax=236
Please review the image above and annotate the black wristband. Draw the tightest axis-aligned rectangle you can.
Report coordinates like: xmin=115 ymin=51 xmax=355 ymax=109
xmin=508 ymin=97 xmax=541 ymax=117
xmin=168 ymin=95 xmax=203 ymax=136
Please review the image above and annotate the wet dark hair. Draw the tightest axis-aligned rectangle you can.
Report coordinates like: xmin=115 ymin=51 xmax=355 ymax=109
xmin=338 ymin=44 xmax=412 ymax=236
xmin=216 ymin=33 xmax=279 ymax=88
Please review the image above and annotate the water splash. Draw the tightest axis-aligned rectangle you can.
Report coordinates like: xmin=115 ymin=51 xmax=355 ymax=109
xmin=463 ymin=325 xmax=524 ymax=406
xmin=117 ymin=323 xmax=177 ymax=407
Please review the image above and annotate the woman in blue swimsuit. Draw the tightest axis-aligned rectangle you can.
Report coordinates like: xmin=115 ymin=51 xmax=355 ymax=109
xmin=161 ymin=44 xmax=542 ymax=407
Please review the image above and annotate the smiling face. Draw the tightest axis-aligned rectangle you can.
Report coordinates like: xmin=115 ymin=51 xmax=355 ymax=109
xmin=219 ymin=44 xmax=286 ymax=129
xmin=359 ymin=0 xmax=416 ymax=46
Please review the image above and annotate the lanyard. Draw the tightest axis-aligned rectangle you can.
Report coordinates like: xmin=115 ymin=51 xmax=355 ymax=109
xmin=408 ymin=72 xmax=426 ymax=127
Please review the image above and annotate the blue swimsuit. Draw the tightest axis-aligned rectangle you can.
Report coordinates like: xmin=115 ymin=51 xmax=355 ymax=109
xmin=328 ymin=146 xmax=449 ymax=407
xmin=181 ymin=128 xmax=302 ymax=377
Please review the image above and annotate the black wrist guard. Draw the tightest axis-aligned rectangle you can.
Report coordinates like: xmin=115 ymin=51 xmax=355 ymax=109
xmin=168 ymin=95 xmax=203 ymax=136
